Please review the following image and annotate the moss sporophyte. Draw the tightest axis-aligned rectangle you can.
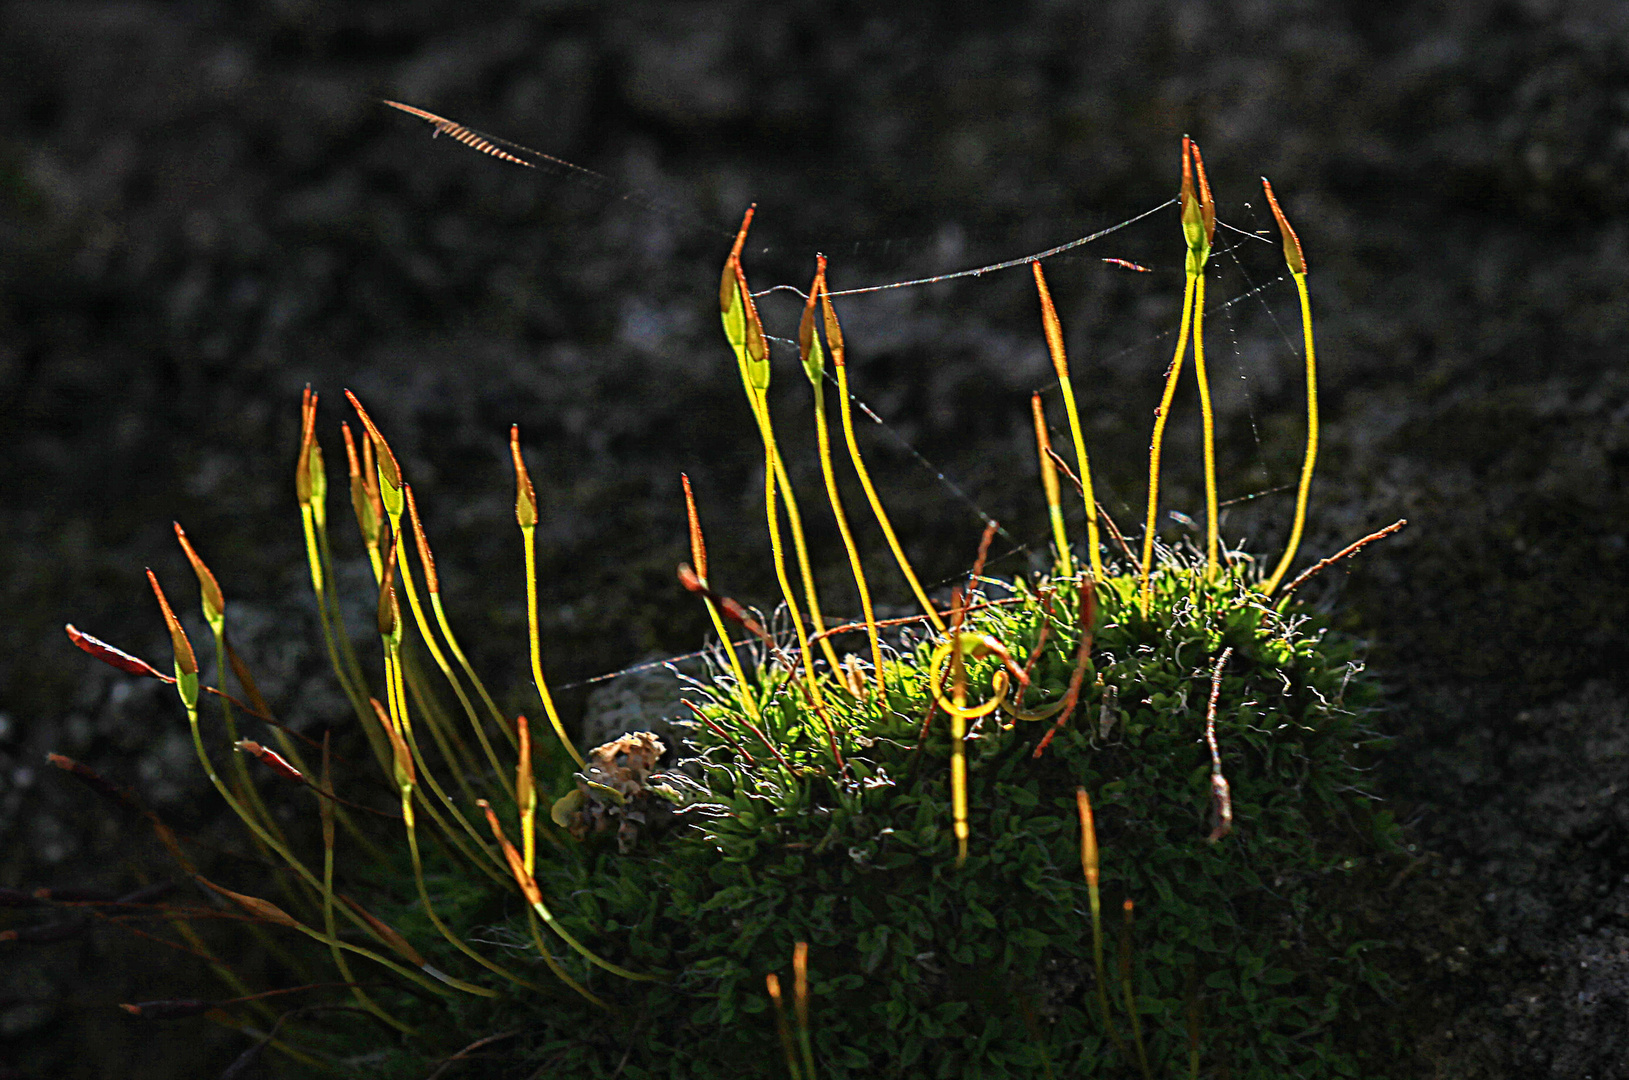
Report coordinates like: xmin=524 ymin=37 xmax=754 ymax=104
xmin=48 ymin=119 xmax=1411 ymax=1078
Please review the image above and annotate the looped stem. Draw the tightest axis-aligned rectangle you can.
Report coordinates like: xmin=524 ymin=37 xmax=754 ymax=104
xmin=927 ymin=636 xmax=1018 ymax=720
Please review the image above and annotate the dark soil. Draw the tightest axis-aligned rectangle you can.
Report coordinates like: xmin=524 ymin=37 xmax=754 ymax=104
xmin=2 ymin=1 xmax=1626 ymax=1076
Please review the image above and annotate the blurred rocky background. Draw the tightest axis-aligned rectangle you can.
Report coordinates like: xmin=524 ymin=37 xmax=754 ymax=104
xmin=2 ymin=0 xmax=1627 ymax=1075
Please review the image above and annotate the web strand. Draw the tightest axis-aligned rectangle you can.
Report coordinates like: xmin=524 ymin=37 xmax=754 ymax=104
xmin=750 ymin=199 xmax=1178 ymax=302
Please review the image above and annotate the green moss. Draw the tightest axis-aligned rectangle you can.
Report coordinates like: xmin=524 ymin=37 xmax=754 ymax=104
xmin=354 ymin=559 xmax=1395 ymax=1079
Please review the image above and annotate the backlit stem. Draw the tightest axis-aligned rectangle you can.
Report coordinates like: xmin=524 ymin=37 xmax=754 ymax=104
xmin=521 ymin=523 xmax=585 ymax=769
xmin=1192 ymin=271 xmax=1221 ymax=578
xmin=1032 ymin=393 xmax=1073 ymax=578
xmin=1140 ymin=274 xmax=1197 ymax=613
xmin=813 ymin=373 xmax=886 ymax=701
xmin=834 ymin=362 xmax=946 ymax=635
xmin=1263 ymin=271 xmax=1319 ymax=595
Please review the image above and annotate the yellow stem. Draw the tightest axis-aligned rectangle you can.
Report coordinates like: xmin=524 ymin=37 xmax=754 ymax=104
xmin=1140 ymin=273 xmax=1197 ymax=614
xmin=521 ymin=524 xmax=585 ymax=769
xmin=1033 ymin=394 xmax=1073 ymax=578
xmin=402 ymin=804 xmax=528 ymax=994
xmin=812 ymin=388 xmax=887 ymax=700
xmin=523 ymin=909 xmax=608 ymax=1010
xmin=299 ymin=506 xmax=389 ymax=773
xmin=1033 ymin=263 xmax=1103 ymax=580
xmin=529 ymin=893 xmax=657 ymax=983
xmin=1263 ymin=271 xmax=1319 ymax=595
xmin=927 ymin=636 xmax=1013 ymax=868
xmin=700 ymin=594 xmax=764 ymax=724
xmin=430 ymin=590 xmax=519 ymax=752
xmin=681 ymin=480 xmax=766 ymax=725
xmin=835 ymin=364 xmax=947 ymax=634
xmin=385 ymin=647 xmax=507 ymax=886
xmin=403 ymin=543 xmax=511 ymax=779
xmin=762 ymin=403 xmax=845 ymax=678
xmin=1057 ymin=372 xmax=1103 ymax=580
xmin=518 ymin=713 xmax=536 ymax=876
xmin=481 ymin=797 xmax=649 ymax=997
xmin=393 ymin=529 xmax=489 ymax=782
xmin=1192 ymin=271 xmax=1221 ymax=579
xmin=750 ymin=389 xmax=828 ymax=712
xmin=401 ymin=656 xmax=484 ymax=811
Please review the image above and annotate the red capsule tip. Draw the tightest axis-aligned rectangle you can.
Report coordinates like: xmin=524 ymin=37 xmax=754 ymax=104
xmin=680 ymin=474 xmax=707 ymax=582
xmin=1260 ymin=176 xmax=1307 ymax=276
xmin=510 ymin=426 xmax=537 ymax=529
xmin=145 ymin=571 xmax=197 ymax=677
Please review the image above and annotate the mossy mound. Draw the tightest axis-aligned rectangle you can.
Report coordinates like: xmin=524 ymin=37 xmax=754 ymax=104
xmin=382 ymin=559 xmax=1395 ymax=1079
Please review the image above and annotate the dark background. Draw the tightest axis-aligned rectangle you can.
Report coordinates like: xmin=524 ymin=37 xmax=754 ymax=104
xmin=3 ymin=1 xmax=1628 ymax=1076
